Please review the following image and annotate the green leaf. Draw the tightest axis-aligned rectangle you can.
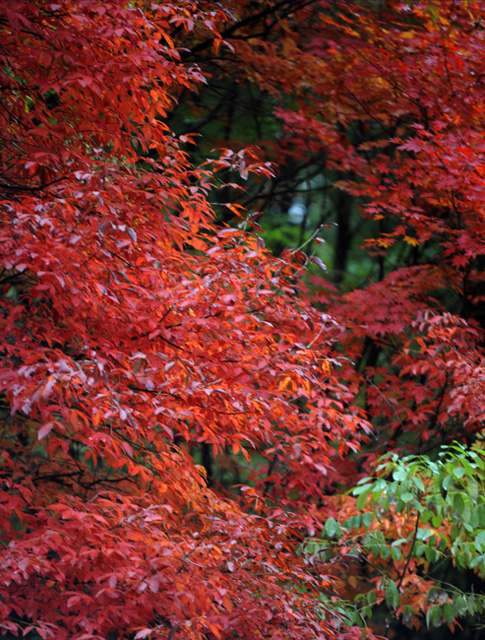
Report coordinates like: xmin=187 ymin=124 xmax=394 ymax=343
xmin=453 ymin=492 xmax=465 ymax=516
xmin=362 ymin=512 xmax=374 ymax=530
xmin=467 ymin=596 xmax=476 ymax=615
xmin=442 ymin=475 xmax=453 ymax=491
xmin=402 ymin=604 xmax=414 ymax=628
xmin=392 ymin=467 xmax=407 ymax=482
xmin=469 ymin=553 xmax=485 ymax=569
xmin=325 ymin=517 xmax=339 ymax=538
xmin=380 ymin=544 xmax=391 ymax=560
xmin=416 ymin=528 xmax=431 ymax=541
xmin=356 ymin=487 xmax=372 ymax=510
xmin=452 ymin=466 xmax=465 ymax=479
xmin=450 ymin=523 xmax=461 ymax=540
xmin=385 ymin=580 xmax=399 ymax=610
xmin=353 ymin=483 xmax=373 ymax=495
xmin=356 ymin=476 xmax=373 ymax=486
xmin=454 ymin=594 xmax=468 ymax=615
xmin=470 ymin=507 xmax=479 ymax=529
xmin=412 ymin=498 xmax=424 ymax=513
xmin=360 ymin=605 xmax=373 ymax=619
xmin=432 ymin=514 xmax=442 ymax=528
xmin=372 ymin=478 xmax=388 ymax=494
xmin=475 ymin=530 xmax=485 ymax=550
xmin=443 ymin=602 xmax=455 ymax=625
xmin=391 ymin=545 xmax=402 ymax=561
xmin=426 ymin=604 xmax=442 ymax=628
xmin=424 ymin=546 xmax=439 ymax=563
xmin=412 ymin=475 xmax=425 ymax=492
xmin=471 ymin=452 xmax=484 ymax=470
xmin=420 ymin=508 xmax=432 ymax=523
xmin=478 ymin=506 xmax=485 ymax=527
xmin=427 ymin=461 xmax=440 ymax=475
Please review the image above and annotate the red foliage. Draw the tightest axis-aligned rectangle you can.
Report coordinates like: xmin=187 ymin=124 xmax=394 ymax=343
xmin=4 ymin=1 xmax=485 ymax=638
xmin=0 ymin=3 xmax=369 ymax=639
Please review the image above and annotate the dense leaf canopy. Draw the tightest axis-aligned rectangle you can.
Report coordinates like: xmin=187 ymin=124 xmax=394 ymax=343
xmin=2 ymin=2 xmax=485 ymax=639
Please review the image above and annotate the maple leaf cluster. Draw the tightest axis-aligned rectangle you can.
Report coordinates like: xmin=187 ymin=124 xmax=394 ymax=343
xmin=0 ymin=2 xmax=369 ymax=640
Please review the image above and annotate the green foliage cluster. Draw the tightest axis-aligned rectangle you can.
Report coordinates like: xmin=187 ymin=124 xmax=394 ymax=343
xmin=309 ymin=444 xmax=485 ymax=633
